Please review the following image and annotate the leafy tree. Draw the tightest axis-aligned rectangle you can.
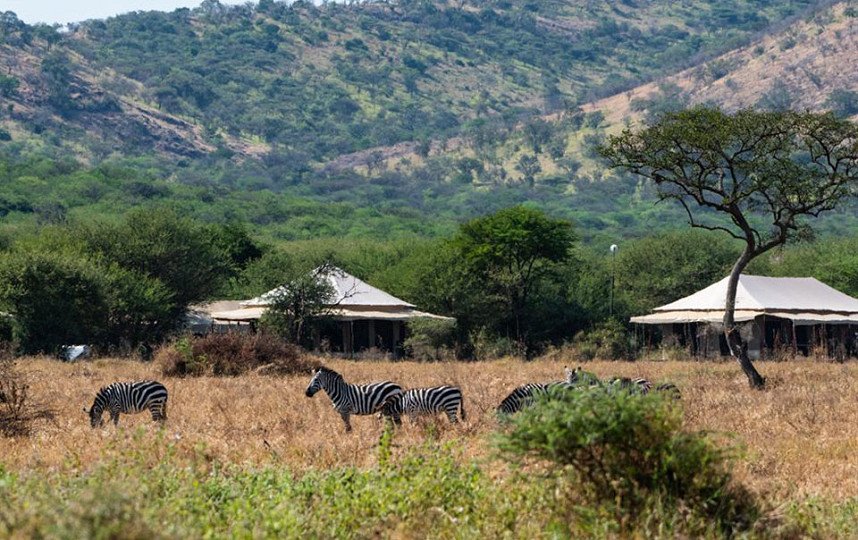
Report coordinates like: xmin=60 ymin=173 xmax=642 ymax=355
xmin=0 ymin=74 xmax=19 ymax=98
xmin=601 ymin=107 xmax=858 ymax=388
xmin=451 ymin=206 xmax=576 ymax=356
xmin=765 ymin=236 xmax=858 ymax=299
xmin=73 ymin=209 xmax=231 ymax=329
xmin=260 ymin=264 xmax=337 ymax=346
xmin=617 ymin=230 xmax=739 ymax=314
xmin=0 ymin=252 xmax=106 ymax=354
xmin=515 ymin=154 xmax=541 ymax=187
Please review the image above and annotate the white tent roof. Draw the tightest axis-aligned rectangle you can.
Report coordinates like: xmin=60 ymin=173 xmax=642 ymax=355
xmin=654 ymin=275 xmax=858 ymax=314
xmin=241 ymin=267 xmax=415 ymax=309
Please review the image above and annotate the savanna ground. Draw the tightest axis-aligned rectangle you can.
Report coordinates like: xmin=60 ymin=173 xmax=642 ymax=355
xmin=1 ymin=356 xmax=857 ymax=538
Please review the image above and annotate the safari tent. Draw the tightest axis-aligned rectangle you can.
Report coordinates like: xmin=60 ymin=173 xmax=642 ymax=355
xmin=208 ymin=267 xmax=451 ymax=356
xmin=631 ymin=275 xmax=858 ymax=359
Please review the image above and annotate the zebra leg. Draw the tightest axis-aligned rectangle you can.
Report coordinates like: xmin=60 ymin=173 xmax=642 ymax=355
xmin=150 ymin=402 xmax=166 ymax=423
xmin=111 ymin=409 xmax=120 ymax=426
xmin=445 ymin=406 xmax=459 ymax=423
xmin=340 ymin=411 xmax=353 ymax=432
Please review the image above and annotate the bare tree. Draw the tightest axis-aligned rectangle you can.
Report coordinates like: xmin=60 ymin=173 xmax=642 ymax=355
xmin=601 ymin=107 xmax=858 ymax=388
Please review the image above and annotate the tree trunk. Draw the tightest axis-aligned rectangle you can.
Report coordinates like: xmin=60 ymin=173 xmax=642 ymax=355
xmin=723 ymin=248 xmax=766 ymax=389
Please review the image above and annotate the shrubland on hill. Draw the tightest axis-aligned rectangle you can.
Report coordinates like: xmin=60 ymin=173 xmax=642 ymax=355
xmin=1 ymin=0 xmax=857 ymax=240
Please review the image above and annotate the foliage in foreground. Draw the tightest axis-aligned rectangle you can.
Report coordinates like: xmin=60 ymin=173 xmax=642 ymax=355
xmin=498 ymin=387 xmax=760 ymax=536
xmin=0 ymin=427 xmax=854 ymax=538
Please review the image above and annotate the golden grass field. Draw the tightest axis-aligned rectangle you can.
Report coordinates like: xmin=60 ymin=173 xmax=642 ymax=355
xmin=2 ymin=356 xmax=857 ymax=502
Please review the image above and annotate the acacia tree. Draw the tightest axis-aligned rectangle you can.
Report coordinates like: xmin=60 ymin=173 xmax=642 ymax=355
xmin=601 ymin=107 xmax=858 ymax=388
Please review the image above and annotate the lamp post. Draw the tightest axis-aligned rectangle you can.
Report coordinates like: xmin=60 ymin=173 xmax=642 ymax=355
xmin=609 ymin=244 xmax=618 ymax=318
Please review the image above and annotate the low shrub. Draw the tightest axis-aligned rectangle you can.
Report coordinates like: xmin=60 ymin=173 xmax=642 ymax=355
xmin=156 ymin=332 xmax=310 ymax=377
xmin=572 ymin=319 xmax=636 ymax=360
xmin=0 ymin=359 xmax=55 ymax=437
xmin=498 ymin=387 xmax=760 ymax=536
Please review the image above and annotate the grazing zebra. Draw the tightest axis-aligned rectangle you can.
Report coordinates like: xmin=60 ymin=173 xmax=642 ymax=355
xmin=497 ymin=380 xmax=570 ymax=415
xmin=382 ymin=386 xmax=465 ymax=425
xmin=605 ymin=377 xmax=681 ymax=399
xmin=605 ymin=376 xmax=653 ymax=394
xmin=305 ymin=366 xmax=402 ymax=432
xmin=498 ymin=367 xmax=601 ymax=415
xmin=84 ymin=380 xmax=168 ymax=428
xmin=654 ymin=382 xmax=682 ymax=400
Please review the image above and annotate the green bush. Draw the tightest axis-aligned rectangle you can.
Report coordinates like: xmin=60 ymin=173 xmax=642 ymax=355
xmin=498 ymin=387 xmax=759 ymax=536
xmin=404 ymin=317 xmax=456 ymax=360
xmin=572 ymin=319 xmax=635 ymax=360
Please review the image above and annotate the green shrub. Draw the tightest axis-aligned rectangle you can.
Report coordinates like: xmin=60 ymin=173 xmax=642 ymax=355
xmin=404 ymin=317 xmax=456 ymax=360
xmin=498 ymin=387 xmax=759 ymax=536
xmin=157 ymin=332 xmax=309 ymax=377
xmin=572 ymin=319 xmax=635 ymax=360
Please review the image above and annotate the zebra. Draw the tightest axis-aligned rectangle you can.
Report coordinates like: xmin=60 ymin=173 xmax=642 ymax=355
xmin=305 ymin=366 xmax=402 ymax=432
xmin=84 ymin=380 xmax=168 ymax=428
xmin=564 ymin=365 xmax=602 ymax=388
xmin=497 ymin=380 xmax=571 ymax=415
xmin=498 ymin=367 xmax=602 ymax=415
xmin=605 ymin=376 xmax=653 ymax=395
xmin=604 ymin=377 xmax=681 ymax=399
xmin=654 ymin=382 xmax=682 ymax=400
xmin=381 ymin=386 xmax=465 ymax=425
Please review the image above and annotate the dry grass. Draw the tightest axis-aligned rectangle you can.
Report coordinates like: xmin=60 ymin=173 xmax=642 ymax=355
xmin=1 ymin=356 xmax=856 ymax=501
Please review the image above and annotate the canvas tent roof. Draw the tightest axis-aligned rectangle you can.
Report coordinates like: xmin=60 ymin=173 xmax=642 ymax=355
xmin=631 ymin=275 xmax=858 ymax=325
xmin=241 ymin=267 xmax=415 ymax=308
xmin=210 ymin=267 xmax=451 ymax=323
xmin=210 ymin=307 xmax=452 ymax=323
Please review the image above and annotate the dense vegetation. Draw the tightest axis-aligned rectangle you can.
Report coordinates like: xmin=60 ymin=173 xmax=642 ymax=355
xmin=1 ymin=204 xmax=856 ymax=358
xmin=4 ymin=0 xmax=856 ymax=243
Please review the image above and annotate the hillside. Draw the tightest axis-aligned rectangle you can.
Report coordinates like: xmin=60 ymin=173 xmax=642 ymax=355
xmin=585 ymin=2 xmax=858 ymax=126
xmin=1 ymin=0 xmax=856 ymax=242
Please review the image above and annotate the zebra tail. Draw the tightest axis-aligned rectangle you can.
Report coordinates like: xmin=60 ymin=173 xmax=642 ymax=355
xmin=459 ymin=401 xmax=466 ymax=421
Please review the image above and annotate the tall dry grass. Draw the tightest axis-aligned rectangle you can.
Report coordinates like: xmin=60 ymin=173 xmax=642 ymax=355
xmin=0 ymin=356 xmax=856 ymax=500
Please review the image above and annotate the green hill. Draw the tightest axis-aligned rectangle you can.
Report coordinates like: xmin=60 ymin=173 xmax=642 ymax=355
xmin=1 ymin=0 xmax=855 ymax=242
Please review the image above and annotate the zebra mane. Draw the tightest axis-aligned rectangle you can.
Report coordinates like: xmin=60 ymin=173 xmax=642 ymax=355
xmin=316 ymin=366 xmax=342 ymax=380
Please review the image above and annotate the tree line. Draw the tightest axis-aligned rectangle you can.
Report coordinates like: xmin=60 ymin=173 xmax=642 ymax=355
xmin=1 ymin=204 xmax=856 ymax=360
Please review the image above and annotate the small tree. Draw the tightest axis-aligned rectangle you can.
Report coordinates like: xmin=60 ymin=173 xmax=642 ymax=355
xmin=260 ymin=264 xmax=338 ymax=346
xmin=601 ymin=108 xmax=858 ymax=388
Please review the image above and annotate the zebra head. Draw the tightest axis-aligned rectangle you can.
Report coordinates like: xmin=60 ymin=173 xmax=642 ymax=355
xmin=85 ymin=390 xmax=107 ymax=428
xmin=564 ymin=365 xmax=580 ymax=384
xmin=306 ymin=367 xmax=340 ymax=397
xmin=565 ymin=365 xmax=601 ymax=387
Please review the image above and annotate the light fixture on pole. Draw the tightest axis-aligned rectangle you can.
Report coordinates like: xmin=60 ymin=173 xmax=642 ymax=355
xmin=609 ymin=244 xmax=619 ymax=317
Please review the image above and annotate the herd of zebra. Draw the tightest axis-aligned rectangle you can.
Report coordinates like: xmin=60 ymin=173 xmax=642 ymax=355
xmin=83 ymin=366 xmax=680 ymax=432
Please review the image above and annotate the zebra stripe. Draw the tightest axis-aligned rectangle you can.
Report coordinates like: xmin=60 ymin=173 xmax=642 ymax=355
xmin=382 ymin=386 xmax=465 ymax=424
xmin=498 ymin=367 xmax=603 ymax=415
xmin=86 ymin=380 xmax=168 ymax=428
xmin=654 ymin=382 xmax=682 ymax=400
xmin=606 ymin=376 xmax=653 ymax=395
xmin=497 ymin=381 xmax=569 ymax=415
xmin=305 ymin=366 xmax=402 ymax=432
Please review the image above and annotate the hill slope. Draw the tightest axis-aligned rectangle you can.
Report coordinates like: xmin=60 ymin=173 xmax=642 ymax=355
xmin=1 ymin=0 xmax=856 ymax=242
